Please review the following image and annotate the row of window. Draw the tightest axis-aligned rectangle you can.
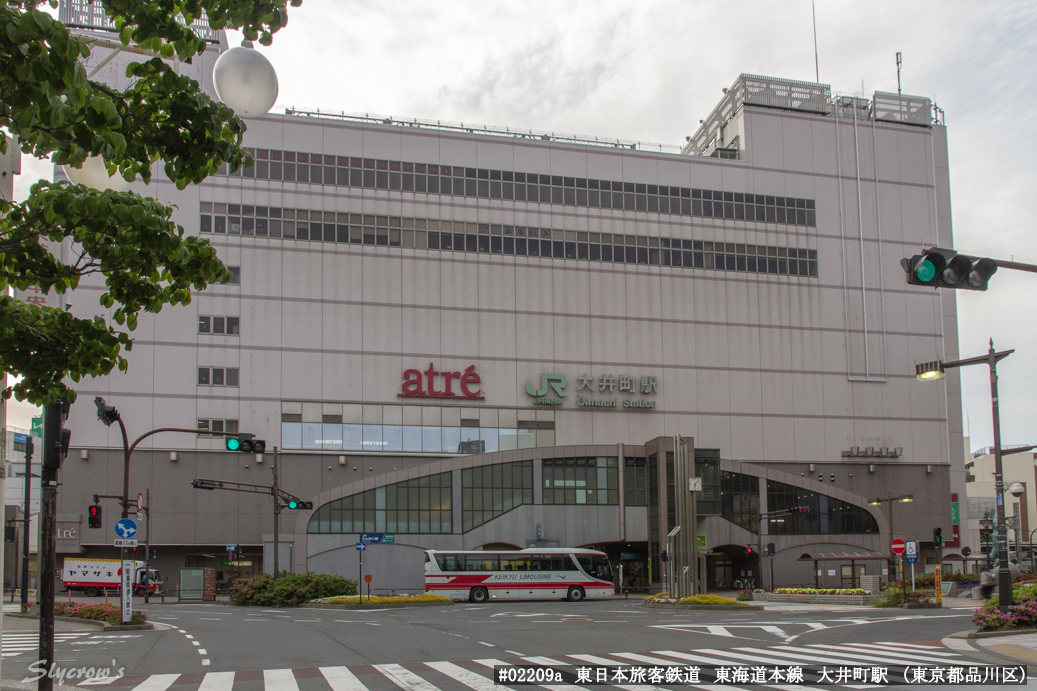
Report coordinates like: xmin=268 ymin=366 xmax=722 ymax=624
xmin=197 ymin=367 xmax=238 ymax=387
xmin=433 ymin=553 xmax=578 ymax=572
xmin=462 ymin=461 xmax=533 ymax=532
xmin=198 ymin=316 xmax=239 ymax=335
xmin=219 ymin=149 xmax=817 ymax=227
xmin=625 ymin=457 xmax=648 ymax=506
xmin=280 ymin=421 xmax=555 ymax=453
xmin=308 ymin=472 xmax=452 ymax=535
xmin=766 ymin=480 xmax=879 ymax=535
xmin=197 ymin=419 xmax=238 ymax=435
xmin=542 ymin=457 xmax=619 ymax=505
xmin=199 ymin=206 xmax=819 ymax=277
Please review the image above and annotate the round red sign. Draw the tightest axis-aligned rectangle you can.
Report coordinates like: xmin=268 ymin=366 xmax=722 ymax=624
xmin=891 ymin=539 xmax=907 ymax=554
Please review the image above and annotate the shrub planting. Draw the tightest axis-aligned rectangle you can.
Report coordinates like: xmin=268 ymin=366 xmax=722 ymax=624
xmin=231 ymin=572 xmax=357 ymax=607
xmin=54 ymin=602 xmax=147 ymax=626
xmin=773 ymin=588 xmax=871 ymax=595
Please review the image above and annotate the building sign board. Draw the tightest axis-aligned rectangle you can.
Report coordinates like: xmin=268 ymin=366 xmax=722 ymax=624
xmin=399 ymin=364 xmax=483 ymax=400
xmin=525 ymin=372 xmax=659 ymax=409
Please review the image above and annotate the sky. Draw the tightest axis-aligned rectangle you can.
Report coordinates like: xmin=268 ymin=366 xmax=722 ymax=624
xmin=10 ymin=0 xmax=1037 ymax=451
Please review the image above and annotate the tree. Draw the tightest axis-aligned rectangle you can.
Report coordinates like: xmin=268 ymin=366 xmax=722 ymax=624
xmin=0 ymin=0 xmax=300 ymax=404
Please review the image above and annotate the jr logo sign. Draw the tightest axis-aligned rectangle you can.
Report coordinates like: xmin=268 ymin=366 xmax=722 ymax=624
xmin=525 ymin=374 xmax=566 ymax=405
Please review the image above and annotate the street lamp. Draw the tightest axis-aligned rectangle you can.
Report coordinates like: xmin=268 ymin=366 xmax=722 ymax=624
xmin=1009 ymin=482 xmax=1026 ymax=562
xmin=916 ymin=339 xmax=1014 ymax=612
xmin=869 ymin=493 xmax=913 ymax=583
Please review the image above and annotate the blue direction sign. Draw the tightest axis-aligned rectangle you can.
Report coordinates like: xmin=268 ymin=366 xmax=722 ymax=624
xmin=906 ymin=540 xmax=919 ymax=564
xmin=360 ymin=534 xmax=396 ymax=544
xmin=114 ymin=518 xmax=138 ymax=539
xmin=356 ymin=543 xmax=365 ymax=551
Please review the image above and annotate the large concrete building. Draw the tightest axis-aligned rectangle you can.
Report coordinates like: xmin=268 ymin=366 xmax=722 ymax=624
xmin=51 ymin=13 xmax=966 ymax=594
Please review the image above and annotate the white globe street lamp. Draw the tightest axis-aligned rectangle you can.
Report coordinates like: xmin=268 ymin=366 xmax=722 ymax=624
xmin=62 ymin=156 xmax=131 ymax=192
xmin=212 ymin=39 xmax=279 ymax=117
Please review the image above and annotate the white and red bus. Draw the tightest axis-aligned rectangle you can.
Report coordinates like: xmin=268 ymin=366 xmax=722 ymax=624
xmin=424 ymin=548 xmax=614 ymax=602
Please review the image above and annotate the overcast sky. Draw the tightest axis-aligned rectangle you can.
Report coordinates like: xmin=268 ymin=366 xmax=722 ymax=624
xmin=11 ymin=1 xmax=1037 ymax=453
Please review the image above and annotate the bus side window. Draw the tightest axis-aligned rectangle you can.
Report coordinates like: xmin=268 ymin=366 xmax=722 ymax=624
xmin=564 ymin=556 xmax=579 ymax=571
xmin=435 ymin=554 xmax=464 ymax=571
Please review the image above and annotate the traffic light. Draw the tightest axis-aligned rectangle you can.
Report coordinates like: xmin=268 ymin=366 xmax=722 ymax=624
xmin=746 ymin=545 xmax=755 ymax=557
xmin=933 ymin=527 xmax=943 ymax=547
xmin=901 ymin=248 xmax=998 ymax=291
xmin=42 ymin=400 xmax=71 ymax=474
xmin=226 ymin=433 xmax=265 ymax=453
xmin=285 ymin=500 xmax=313 ymax=510
xmin=766 ymin=543 xmax=776 ymax=557
xmin=789 ymin=506 xmax=809 ymax=514
xmin=660 ymin=550 xmax=669 ymax=562
xmin=94 ymin=397 xmax=119 ymax=426
xmin=88 ymin=504 xmax=102 ymax=529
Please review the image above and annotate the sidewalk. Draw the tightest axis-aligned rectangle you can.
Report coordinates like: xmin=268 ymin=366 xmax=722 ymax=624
xmin=974 ymin=632 xmax=1037 ymax=665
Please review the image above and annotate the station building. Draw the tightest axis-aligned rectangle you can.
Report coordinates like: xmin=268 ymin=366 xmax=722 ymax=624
xmin=51 ymin=17 xmax=967 ymax=593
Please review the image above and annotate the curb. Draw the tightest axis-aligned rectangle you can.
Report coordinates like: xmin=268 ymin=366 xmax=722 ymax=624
xmin=298 ymin=601 xmax=452 ymax=610
xmin=6 ymin=612 xmax=153 ymax=630
xmin=965 ymin=628 xmax=1037 ymax=639
xmin=641 ymin=603 xmax=764 ymax=611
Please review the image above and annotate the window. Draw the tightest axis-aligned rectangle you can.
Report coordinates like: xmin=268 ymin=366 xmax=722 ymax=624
xmin=721 ymin=471 xmax=759 ymax=533
xmin=461 ymin=461 xmax=533 ymax=532
xmin=227 ymin=266 xmax=241 ymax=285
xmin=212 ymin=151 xmax=817 ymax=228
xmin=542 ymin=457 xmax=619 ymax=505
xmin=199 ymin=316 xmax=239 ymax=335
xmin=576 ymin=554 xmax=613 ymax=581
xmin=307 ymin=471 xmax=452 ymax=534
xmin=624 ymin=458 xmax=647 ymax=505
xmin=766 ymin=480 xmax=880 ymax=535
xmin=197 ymin=419 xmax=238 ymax=436
xmin=198 ymin=367 xmax=239 ymax=387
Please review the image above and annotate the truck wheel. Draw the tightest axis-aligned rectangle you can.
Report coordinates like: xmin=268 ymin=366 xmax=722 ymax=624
xmin=470 ymin=587 xmax=489 ymax=603
xmin=566 ymin=586 xmax=585 ymax=602
xmin=135 ymin=587 xmax=147 ymax=597
xmin=85 ymin=587 xmax=99 ymax=597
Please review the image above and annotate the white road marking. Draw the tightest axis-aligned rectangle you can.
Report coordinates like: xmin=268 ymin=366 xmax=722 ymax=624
xmin=320 ymin=666 xmax=368 ymax=691
xmin=130 ymin=674 xmax=180 ymax=691
xmin=426 ymin=661 xmax=512 ymax=691
xmin=376 ymin=663 xmax=442 ymax=691
xmin=197 ymin=671 xmax=234 ymax=691
xmin=263 ymin=669 xmax=300 ymax=691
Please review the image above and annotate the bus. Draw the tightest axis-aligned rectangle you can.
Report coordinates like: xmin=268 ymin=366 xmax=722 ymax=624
xmin=424 ymin=548 xmax=614 ymax=602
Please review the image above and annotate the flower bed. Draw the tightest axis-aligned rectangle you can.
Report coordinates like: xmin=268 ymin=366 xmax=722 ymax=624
xmin=642 ymin=593 xmax=761 ymax=610
xmin=774 ymin=588 xmax=871 ymax=595
xmin=974 ymin=584 xmax=1037 ymax=631
xmin=54 ymin=603 xmax=147 ymax=626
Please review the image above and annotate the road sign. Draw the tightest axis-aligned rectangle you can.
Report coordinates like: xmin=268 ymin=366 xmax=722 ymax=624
xmin=114 ymin=518 xmax=138 ymax=540
xmin=31 ymin=416 xmax=42 ymax=438
xmin=905 ymin=540 xmax=919 ymax=564
xmin=364 ymin=574 xmax=372 ymax=584
xmin=121 ymin=560 xmax=133 ymax=623
xmin=114 ymin=538 xmax=137 ymax=548
xmin=536 ymin=523 xmax=543 ymax=540
xmin=891 ymin=538 xmax=907 ymax=555
xmin=136 ymin=512 xmax=144 ymax=522
xmin=137 ymin=493 xmax=144 ymax=512
xmin=360 ymin=533 xmax=395 ymax=544
xmin=226 ymin=544 xmax=236 ymax=552
xmin=355 ymin=543 xmax=365 ymax=551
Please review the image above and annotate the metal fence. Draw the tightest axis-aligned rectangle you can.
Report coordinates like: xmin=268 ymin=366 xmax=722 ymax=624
xmin=58 ymin=0 xmax=220 ymax=43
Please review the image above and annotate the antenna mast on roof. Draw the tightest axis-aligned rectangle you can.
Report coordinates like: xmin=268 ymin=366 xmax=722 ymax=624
xmin=896 ymin=52 xmax=903 ymax=95
xmin=812 ymin=0 xmax=820 ymax=83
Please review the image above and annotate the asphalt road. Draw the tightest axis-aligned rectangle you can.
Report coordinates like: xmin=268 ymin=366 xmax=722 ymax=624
xmin=1 ymin=598 xmax=1028 ymax=690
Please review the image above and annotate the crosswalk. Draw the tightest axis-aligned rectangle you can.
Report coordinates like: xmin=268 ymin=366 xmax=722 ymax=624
xmin=2 ymin=632 xmax=89 ymax=657
xmin=61 ymin=641 xmax=975 ymax=689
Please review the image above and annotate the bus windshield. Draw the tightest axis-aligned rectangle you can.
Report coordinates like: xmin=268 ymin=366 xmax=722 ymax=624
xmin=577 ymin=554 xmax=613 ymax=581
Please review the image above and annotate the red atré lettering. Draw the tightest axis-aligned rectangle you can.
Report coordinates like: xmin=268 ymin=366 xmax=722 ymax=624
xmin=398 ymin=364 xmax=484 ymax=399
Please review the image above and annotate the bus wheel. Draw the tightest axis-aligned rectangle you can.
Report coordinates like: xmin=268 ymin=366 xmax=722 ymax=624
xmin=85 ymin=587 xmax=99 ymax=597
xmin=566 ymin=586 xmax=585 ymax=602
xmin=470 ymin=587 xmax=489 ymax=603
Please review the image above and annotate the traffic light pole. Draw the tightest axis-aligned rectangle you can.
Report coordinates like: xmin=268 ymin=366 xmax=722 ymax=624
xmin=273 ymin=446 xmax=280 ymax=578
xmin=21 ymin=436 xmax=32 ymax=609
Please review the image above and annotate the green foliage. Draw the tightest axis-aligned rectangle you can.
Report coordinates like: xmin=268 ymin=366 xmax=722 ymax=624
xmin=875 ymin=587 xmax=905 ymax=607
xmin=0 ymin=0 xmax=298 ymax=404
xmin=736 ymin=589 xmax=754 ymax=601
xmin=231 ymin=572 xmax=358 ymax=607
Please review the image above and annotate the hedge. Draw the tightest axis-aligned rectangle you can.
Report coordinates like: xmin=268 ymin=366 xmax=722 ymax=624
xmin=231 ymin=572 xmax=357 ymax=607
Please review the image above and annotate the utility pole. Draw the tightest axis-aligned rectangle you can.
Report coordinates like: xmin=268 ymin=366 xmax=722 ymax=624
xmin=39 ymin=400 xmax=70 ymax=691
xmin=896 ymin=51 xmax=902 ymax=95
xmin=273 ymin=446 xmax=280 ymax=578
xmin=22 ymin=436 xmax=33 ymax=609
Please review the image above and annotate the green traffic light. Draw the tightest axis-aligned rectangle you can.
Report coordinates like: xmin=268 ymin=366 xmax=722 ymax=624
xmin=914 ymin=259 xmax=936 ymax=283
xmin=288 ymin=500 xmax=299 ymax=509
xmin=226 ymin=437 xmax=241 ymax=451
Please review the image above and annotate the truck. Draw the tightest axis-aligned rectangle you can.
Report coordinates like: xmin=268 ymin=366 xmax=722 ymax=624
xmin=62 ymin=558 xmax=163 ymax=597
